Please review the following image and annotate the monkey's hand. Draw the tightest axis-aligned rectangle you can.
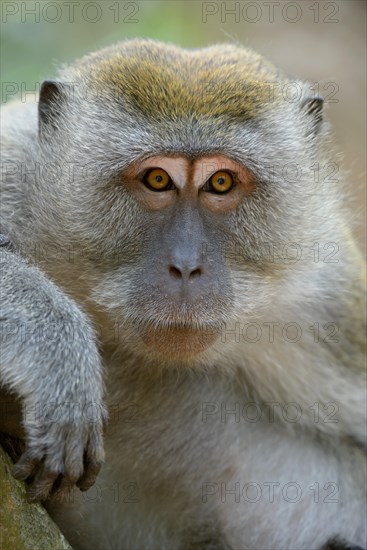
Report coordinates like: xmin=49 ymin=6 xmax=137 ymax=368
xmin=0 ymin=245 xmax=107 ymax=502
xmin=12 ymin=388 xmax=107 ymax=503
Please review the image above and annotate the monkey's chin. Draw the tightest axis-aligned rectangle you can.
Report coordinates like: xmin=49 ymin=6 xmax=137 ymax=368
xmin=141 ymin=325 xmax=219 ymax=359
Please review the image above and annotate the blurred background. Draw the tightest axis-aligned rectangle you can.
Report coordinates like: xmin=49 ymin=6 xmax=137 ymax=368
xmin=1 ymin=0 xmax=366 ymax=251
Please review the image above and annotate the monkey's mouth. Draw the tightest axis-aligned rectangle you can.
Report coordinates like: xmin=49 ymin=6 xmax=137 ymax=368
xmin=141 ymin=322 xmax=220 ymax=359
xmin=121 ymin=296 xmax=229 ymax=359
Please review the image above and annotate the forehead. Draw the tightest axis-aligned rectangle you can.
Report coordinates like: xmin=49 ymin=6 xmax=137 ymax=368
xmin=83 ymin=41 xmax=282 ymax=120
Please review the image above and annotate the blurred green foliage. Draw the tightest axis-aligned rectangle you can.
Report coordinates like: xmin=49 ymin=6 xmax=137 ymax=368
xmin=1 ymin=0 xmax=217 ymax=93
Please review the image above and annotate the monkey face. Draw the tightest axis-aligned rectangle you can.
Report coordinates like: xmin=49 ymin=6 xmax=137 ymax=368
xmin=36 ymin=40 xmax=328 ymax=363
xmin=103 ymin=154 xmax=256 ymax=360
xmin=86 ymin=143 xmax=315 ymax=363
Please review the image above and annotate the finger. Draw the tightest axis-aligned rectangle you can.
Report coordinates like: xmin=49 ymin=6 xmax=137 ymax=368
xmin=76 ymin=458 xmax=101 ymax=491
xmin=53 ymin=428 xmax=84 ymax=496
xmin=76 ymin=425 xmax=104 ymax=491
xmin=27 ymin=469 xmax=62 ymax=502
xmin=89 ymin=423 xmax=105 ymax=465
xmin=52 ymin=474 xmax=79 ymax=500
xmin=12 ymin=450 xmax=42 ymax=481
xmin=64 ymin=425 xmax=85 ymax=477
xmin=26 ymin=442 xmax=65 ymax=502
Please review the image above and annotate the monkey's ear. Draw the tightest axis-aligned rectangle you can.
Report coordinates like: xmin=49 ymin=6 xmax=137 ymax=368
xmin=301 ymin=96 xmax=324 ymax=136
xmin=38 ymin=80 xmax=64 ymax=137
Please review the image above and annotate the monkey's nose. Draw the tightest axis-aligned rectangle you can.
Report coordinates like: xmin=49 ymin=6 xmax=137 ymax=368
xmin=168 ymin=264 xmax=203 ymax=281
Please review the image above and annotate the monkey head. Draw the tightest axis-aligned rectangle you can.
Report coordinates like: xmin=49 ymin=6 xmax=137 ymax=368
xmin=34 ymin=39 xmax=330 ymax=364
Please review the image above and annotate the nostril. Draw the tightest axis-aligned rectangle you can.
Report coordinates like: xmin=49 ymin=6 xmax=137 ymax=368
xmin=189 ymin=268 xmax=202 ymax=280
xmin=168 ymin=265 xmax=203 ymax=280
xmin=169 ymin=266 xmax=182 ymax=279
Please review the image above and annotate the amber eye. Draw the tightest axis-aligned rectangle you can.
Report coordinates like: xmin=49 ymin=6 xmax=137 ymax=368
xmin=208 ymin=171 xmax=234 ymax=193
xmin=143 ymin=168 xmax=172 ymax=191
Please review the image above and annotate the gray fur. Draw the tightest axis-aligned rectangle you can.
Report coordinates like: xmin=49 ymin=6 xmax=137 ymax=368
xmin=0 ymin=39 xmax=366 ymax=549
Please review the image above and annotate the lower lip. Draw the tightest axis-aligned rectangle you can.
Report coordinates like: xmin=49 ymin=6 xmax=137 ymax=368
xmin=141 ymin=325 xmax=219 ymax=359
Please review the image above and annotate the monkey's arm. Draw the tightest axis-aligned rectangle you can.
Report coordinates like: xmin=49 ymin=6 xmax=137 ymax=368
xmin=0 ymin=237 xmax=107 ymax=501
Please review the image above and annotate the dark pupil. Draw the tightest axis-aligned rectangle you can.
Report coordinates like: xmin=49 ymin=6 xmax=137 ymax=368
xmin=155 ymin=175 xmax=163 ymax=182
xmin=217 ymin=177 xmax=225 ymax=185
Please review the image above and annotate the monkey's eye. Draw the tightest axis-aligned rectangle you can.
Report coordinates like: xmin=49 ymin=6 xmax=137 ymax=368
xmin=143 ymin=168 xmax=174 ymax=191
xmin=206 ymin=171 xmax=234 ymax=194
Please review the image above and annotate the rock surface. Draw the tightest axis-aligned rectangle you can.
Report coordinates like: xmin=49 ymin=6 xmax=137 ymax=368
xmin=0 ymin=445 xmax=72 ymax=550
